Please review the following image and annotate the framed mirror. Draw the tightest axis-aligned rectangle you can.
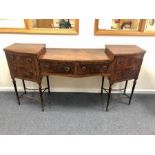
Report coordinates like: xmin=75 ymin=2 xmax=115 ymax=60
xmin=0 ymin=19 xmax=79 ymax=35
xmin=94 ymin=19 xmax=155 ymax=36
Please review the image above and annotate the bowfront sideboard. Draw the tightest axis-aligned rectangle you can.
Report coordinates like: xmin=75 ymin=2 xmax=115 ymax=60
xmin=4 ymin=43 xmax=146 ymax=111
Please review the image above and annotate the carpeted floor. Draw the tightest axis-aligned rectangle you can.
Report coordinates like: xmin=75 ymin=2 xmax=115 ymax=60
xmin=0 ymin=92 xmax=155 ymax=135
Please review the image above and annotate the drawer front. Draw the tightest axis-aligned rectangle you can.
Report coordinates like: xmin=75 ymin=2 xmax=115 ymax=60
xmin=7 ymin=54 xmax=36 ymax=68
xmin=40 ymin=61 xmax=75 ymax=75
xmin=7 ymin=54 xmax=35 ymax=66
xmin=115 ymin=55 xmax=142 ymax=70
xmin=17 ymin=56 xmax=34 ymax=66
xmin=77 ymin=62 xmax=109 ymax=75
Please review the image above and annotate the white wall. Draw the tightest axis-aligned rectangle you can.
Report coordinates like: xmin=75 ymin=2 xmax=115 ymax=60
xmin=0 ymin=19 xmax=155 ymax=93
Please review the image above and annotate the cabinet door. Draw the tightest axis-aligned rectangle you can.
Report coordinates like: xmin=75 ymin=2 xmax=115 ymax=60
xmin=111 ymin=55 xmax=143 ymax=83
xmin=6 ymin=53 xmax=39 ymax=82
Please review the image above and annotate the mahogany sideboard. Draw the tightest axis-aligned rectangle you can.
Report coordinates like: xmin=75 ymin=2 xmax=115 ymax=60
xmin=4 ymin=43 xmax=146 ymax=111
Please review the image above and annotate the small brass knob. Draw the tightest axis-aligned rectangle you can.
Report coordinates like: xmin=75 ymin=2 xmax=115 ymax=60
xmin=29 ymin=70 xmax=33 ymax=73
xmin=14 ymin=67 xmax=17 ymax=71
xmin=26 ymin=58 xmax=32 ymax=63
xmin=81 ymin=66 xmax=87 ymax=71
xmin=103 ymin=65 xmax=107 ymax=70
xmin=64 ymin=66 xmax=70 ymax=72
xmin=10 ymin=55 xmax=14 ymax=60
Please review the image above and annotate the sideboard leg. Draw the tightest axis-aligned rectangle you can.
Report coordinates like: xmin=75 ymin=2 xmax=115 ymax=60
xmin=39 ymin=83 xmax=44 ymax=112
xmin=101 ymin=76 xmax=104 ymax=95
xmin=22 ymin=79 xmax=26 ymax=94
xmin=128 ymin=79 xmax=137 ymax=105
xmin=123 ymin=80 xmax=128 ymax=95
xmin=46 ymin=76 xmax=50 ymax=94
xmin=106 ymin=84 xmax=112 ymax=112
xmin=12 ymin=78 xmax=20 ymax=105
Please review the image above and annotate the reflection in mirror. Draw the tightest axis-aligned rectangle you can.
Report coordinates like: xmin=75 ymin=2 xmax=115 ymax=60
xmin=99 ymin=19 xmax=140 ymax=31
xmin=95 ymin=19 xmax=155 ymax=36
xmin=26 ymin=19 xmax=75 ymax=29
xmin=144 ymin=19 xmax=155 ymax=32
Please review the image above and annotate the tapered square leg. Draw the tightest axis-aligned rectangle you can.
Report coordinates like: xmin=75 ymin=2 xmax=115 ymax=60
xmin=12 ymin=78 xmax=20 ymax=105
xmin=128 ymin=79 xmax=137 ymax=105
xmin=106 ymin=84 xmax=112 ymax=112
xmin=123 ymin=80 xmax=128 ymax=95
xmin=101 ymin=76 xmax=104 ymax=95
xmin=46 ymin=76 xmax=50 ymax=94
xmin=22 ymin=79 xmax=26 ymax=94
xmin=39 ymin=83 xmax=44 ymax=112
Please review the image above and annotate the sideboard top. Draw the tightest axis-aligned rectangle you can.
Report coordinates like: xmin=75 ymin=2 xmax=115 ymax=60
xmin=3 ymin=43 xmax=146 ymax=59
xmin=4 ymin=43 xmax=46 ymax=55
xmin=39 ymin=48 xmax=111 ymax=62
xmin=105 ymin=45 xmax=146 ymax=56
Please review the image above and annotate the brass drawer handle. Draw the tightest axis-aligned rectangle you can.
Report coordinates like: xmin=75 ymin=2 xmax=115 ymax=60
xmin=81 ymin=66 xmax=87 ymax=72
xmin=64 ymin=66 xmax=71 ymax=72
xmin=103 ymin=65 xmax=107 ymax=70
xmin=25 ymin=70 xmax=33 ymax=76
xmin=45 ymin=64 xmax=50 ymax=68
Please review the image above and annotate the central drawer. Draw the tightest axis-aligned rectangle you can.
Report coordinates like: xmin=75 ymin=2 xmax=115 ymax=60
xmin=40 ymin=61 xmax=75 ymax=75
